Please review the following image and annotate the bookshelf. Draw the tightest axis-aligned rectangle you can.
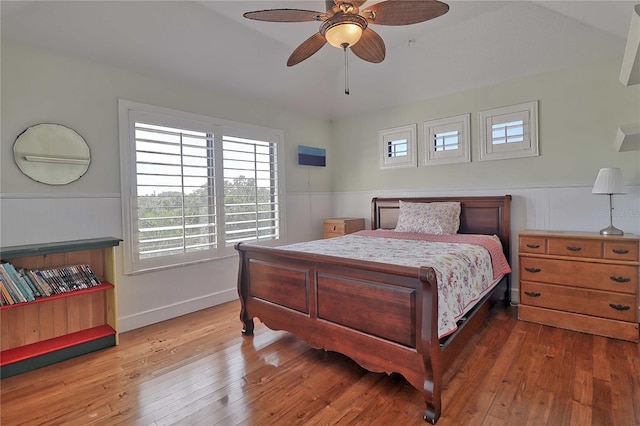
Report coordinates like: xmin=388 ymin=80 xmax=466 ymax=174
xmin=0 ymin=237 xmax=121 ymax=378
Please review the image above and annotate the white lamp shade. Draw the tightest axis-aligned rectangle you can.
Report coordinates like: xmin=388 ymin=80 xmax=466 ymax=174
xmin=592 ymin=168 xmax=626 ymax=194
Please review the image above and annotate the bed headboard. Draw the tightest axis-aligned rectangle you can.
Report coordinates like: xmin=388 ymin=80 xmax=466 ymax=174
xmin=371 ymin=195 xmax=512 ymax=261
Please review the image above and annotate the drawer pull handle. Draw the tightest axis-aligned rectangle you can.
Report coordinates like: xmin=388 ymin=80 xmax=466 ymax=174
xmin=526 ymin=244 xmax=540 ymax=249
xmin=524 ymin=267 xmax=541 ymax=273
xmin=612 ymin=249 xmax=629 ymax=255
xmin=524 ymin=291 xmax=541 ymax=298
xmin=609 ymin=276 xmax=631 ymax=283
xmin=566 ymin=246 xmax=582 ymax=252
xmin=609 ymin=304 xmax=630 ymax=311
xmin=333 ymin=226 xmax=336 ymax=231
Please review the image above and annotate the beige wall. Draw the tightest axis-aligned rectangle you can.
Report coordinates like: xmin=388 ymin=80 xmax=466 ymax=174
xmin=330 ymin=59 xmax=640 ymax=192
xmin=1 ymin=40 xmax=333 ymax=196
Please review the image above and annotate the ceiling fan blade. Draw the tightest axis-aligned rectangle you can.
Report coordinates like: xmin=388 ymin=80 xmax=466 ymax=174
xmin=363 ymin=0 xmax=449 ymax=25
xmin=243 ymin=9 xmax=323 ymax=23
xmin=350 ymin=28 xmax=385 ymax=63
xmin=287 ymin=33 xmax=327 ymax=66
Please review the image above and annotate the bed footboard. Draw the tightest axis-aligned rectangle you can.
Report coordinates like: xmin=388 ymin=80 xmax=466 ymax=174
xmin=236 ymin=243 xmax=443 ymax=423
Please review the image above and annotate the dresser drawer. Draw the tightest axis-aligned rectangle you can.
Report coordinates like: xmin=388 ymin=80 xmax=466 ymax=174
xmin=519 ymin=236 xmax=546 ymax=254
xmin=547 ymin=238 xmax=602 ymax=258
xmin=604 ymin=241 xmax=639 ymax=261
xmin=519 ymin=257 xmax=638 ymax=294
xmin=323 ymin=218 xmax=365 ymax=239
xmin=520 ymin=281 xmax=637 ymax=322
xmin=324 ymin=222 xmax=347 ymax=234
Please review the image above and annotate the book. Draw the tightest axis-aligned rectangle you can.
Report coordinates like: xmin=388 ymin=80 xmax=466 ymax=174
xmin=80 ymin=264 xmax=101 ymax=286
xmin=35 ymin=270 xmax=61 ymax=294
xmin=26 ymin=270 xmax=52 ymax=297
xmin=0 ymin=264 xmax=26 ymax=303
xmin=0 ymin=274 xmax=15 ymax=305
xmin=43 ymin=269 xmax=67 ymax=293
xmin=20 ymin=269 xmax=42 ymax=298
xmin=3 ymin=263 xmax=35 ymax=302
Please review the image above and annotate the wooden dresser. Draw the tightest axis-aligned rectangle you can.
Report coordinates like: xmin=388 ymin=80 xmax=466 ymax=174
xmin=323 ymin=218 xmax=365 ymax=239
xmin=518 ymin=230 xmax=639 ymax=342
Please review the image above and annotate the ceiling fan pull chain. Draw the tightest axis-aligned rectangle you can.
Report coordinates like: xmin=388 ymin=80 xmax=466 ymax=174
xmin=342 ymin=43 xmax=350 ymax=95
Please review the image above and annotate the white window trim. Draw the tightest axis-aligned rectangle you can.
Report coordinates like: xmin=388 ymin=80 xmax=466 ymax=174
xmin=423 ymin=113 xmax=471 ymax=166
xmin=118 ymin=99 xmax=286 ymax=275
xmin=478 ymin=100 xmax=539 ymax=161
xmin=379 ymin=124 xmax=417 ymax=169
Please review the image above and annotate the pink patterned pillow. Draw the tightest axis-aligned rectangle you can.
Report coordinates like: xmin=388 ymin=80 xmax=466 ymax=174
xmin=394 ymin=201 xmax=461 ymax=235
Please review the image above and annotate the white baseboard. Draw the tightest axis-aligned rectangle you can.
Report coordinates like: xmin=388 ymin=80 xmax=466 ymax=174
xmin=117 ymin=287 xmax=238 ymax=333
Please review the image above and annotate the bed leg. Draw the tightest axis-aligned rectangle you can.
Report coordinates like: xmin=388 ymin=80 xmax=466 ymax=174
xmin=241 ymin=314 xmax=254 ymax=336
xmin=423 ymin=406 xmax=438 ymax=424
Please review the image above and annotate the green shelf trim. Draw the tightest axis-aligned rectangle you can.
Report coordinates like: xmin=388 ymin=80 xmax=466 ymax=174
xmin=0 ymin=237 xmax=122 ymax=259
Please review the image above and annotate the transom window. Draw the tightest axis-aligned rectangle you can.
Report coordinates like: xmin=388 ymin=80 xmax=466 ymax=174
xmin=424 ymin=114 xmax=470 ymax=166
xmin=379 ymin=124 xmax=417 ymax=169
xmin=479 ymin=101 xmax=538 ymax=161
xmin=119 ymin=100 xmax=283 ymax=274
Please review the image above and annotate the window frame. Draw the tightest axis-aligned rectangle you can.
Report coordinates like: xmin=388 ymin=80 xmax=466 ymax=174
xmin=423 ymin=113 xmax=471 ymax=166
xmin=379 ymin=124 xmax=417 ymax=169
xmin=118 ymin=100 xmax=285 ymax=275
xmin=478 ymin=101 xmax=539 ymax=161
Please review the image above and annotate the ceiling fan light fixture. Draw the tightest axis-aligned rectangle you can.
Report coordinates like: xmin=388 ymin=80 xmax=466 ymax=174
xmin=326 ymin=23 xmax=362 ymax=48
xmin=321 ymin=14 xmax=367 ymax=48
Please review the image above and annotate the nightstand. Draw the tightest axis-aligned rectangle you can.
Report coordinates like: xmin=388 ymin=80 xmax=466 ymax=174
xmin=518 ymin=230 xmax=639 ymax=342
xmin=323 ymin=218 xmax=365 ymax=239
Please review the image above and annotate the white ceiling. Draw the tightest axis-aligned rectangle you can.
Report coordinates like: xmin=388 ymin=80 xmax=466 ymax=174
xmin=1 ymin=1 xmax=637 ymax=120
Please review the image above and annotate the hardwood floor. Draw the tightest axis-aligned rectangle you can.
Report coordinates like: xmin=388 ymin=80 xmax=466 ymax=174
xmin=1 ymin=301 xmax=639 ymax=425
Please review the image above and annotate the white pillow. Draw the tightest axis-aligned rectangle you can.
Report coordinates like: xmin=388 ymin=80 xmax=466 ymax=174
xmin=394 ymin=201 xmax=461 ymax=235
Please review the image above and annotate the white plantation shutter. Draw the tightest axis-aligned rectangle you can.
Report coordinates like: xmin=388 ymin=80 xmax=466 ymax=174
xmin=387 ymin=138 xmax=408 ymax=158
xmin=479 ymin=101 xmax=539 ymax=161
xmin=423 ymin=114 xmax=470 ymax=166
xmin=222 ymin=136 xmax=279 ymax=245
xmin=134 ymin=123 xmax=217 ymax=260
xmin=433 ymin=129 xmax=459 ymax=152
xmin=119 ymin=101 xmax=284 ymax=274
xmin=379 ymin=124 xmax=417 ymax=169
xmin=487 ymin=111 xmax=528 ymax=152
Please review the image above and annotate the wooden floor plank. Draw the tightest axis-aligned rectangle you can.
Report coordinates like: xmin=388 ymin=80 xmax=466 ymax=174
xmin=1 ymin=301 xmax=638 ymax=426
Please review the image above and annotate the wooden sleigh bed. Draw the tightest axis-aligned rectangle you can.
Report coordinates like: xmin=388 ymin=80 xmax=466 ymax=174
xmin=235 ymin=195 xmax=511 ymax=423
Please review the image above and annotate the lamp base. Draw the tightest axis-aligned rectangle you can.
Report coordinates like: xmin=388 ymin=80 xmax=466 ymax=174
xmin=599 ymin=225 xmax=624 ymax=235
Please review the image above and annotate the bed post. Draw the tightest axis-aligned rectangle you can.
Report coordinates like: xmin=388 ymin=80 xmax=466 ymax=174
xmin=235 ymin=243 xmax=255 ymax=336
xmin=418 ymin=266 xmax=442 ymax=424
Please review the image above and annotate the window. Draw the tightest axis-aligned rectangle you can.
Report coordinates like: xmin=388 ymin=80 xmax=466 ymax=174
xmin=119 ymin=100 xmax=284 ymax=274
xmin=478 ymin=101 xmax=539 ymax=161
xmin=423 ymin=114 xmax=470 ymax=166
xmin=379 ymin=124 xmax=417 ymax=169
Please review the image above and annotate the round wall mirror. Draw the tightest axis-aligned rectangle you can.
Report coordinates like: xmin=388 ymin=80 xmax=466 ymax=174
xmin=13 ymin=123 xmax=91 ymax=185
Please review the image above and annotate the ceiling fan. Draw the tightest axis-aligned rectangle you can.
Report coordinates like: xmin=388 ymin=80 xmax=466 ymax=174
xmin=243 ymin=0 xmax=450 ymax=67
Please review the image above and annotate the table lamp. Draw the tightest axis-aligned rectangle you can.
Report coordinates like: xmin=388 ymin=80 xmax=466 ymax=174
xmin=592 ymin=167 xmax=626 ymax=235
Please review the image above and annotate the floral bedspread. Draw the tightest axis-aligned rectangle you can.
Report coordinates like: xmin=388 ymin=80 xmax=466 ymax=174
xmin=279 ymin=231 xmax=511 ymax=338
